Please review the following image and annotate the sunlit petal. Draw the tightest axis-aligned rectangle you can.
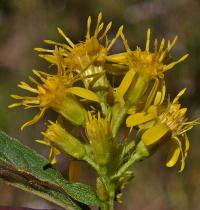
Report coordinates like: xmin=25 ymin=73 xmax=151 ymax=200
xmin=142 ymin=123 xmax=169 ymax=146
xmin=67 ymin=87 xmax=100 ymax=102
xmin=166 ymin=140 xmax=181 ymax=167
xmin=126 ymin=112 xmax=154 ymax=127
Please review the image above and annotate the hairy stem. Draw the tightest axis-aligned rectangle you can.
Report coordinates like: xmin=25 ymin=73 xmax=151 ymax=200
xmin=100 ymin=176 xmax=115 ymax=210
xmin=111 ymin=153 xmax=142 ymax=180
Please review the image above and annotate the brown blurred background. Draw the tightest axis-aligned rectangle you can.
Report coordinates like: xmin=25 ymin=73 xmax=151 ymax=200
xmin=0 ymin=0 xmax=200 ymax=209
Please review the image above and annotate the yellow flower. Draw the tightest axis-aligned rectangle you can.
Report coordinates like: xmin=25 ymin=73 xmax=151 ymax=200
xmin=111 ymin=28 xmax=188 ymax=79
xmin=126 ymin=89 xmax=199 ymax=171
xmin=35 ymin=13 xmax=124 ymax=89
xmin=9 ymin=49 xmax=100 ymax=129
xmin=113 ymin=29 xmax=188 ymax=106
xmin=86 ymin=112 xmax=113 ymax=165
xmin=37 ymin=121 xmax=86 ymax=164
xmin=125 ymin=29 xmax=188 ymax=78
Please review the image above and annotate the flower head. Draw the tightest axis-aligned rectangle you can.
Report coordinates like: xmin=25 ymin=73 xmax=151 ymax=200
xmin=9 ymin=50 xmax=100 ymax=129
xmin=35 ymin=13 xmax=123 ymax=89
xmin=127 ymin=89 xmax=199 ymax=171
xmin=37 ymin=13 xmax=119 ymax=66
xmin=9 ymin=70 xmax=67 ymax=129
xmin=112 ymin=29 xmax=188 ymax=110
xmin=122 ymin=29 xmax=188 ymax=79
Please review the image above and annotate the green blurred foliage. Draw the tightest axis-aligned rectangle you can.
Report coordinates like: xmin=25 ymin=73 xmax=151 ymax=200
xmin=0 ymin=0 xmax=199 ymax=209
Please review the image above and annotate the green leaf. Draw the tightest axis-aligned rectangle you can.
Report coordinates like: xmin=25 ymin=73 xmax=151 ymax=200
xmin=0 ymin=131 xmax=101 ymax=209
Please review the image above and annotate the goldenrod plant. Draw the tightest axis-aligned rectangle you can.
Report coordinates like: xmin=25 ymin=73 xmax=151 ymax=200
xmin=0 ymin=13 xmax=198 ymax=210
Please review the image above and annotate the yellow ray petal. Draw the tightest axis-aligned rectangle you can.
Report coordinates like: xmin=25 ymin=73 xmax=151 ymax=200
xmin=86 ymin=16 xmax=91 ymax=39
xmin=159 ymin=38 xmax=165 ymax=53
xmin=21 ymin=108 xmax=46 ymax=130
xmin=57 ymin=27 xmax=74 ymax=47
xmin=34 ymin=48 xmax=54 ymax=53
xmin=67 ymin=87 xmax=100 ymax=102
xmin=10 ymin=95 xmax=25 ymax=99
xmin=116 ymin=70 xmax=136 ymax=100
xmin=18 ymin=82 xmax=38 ymax=93
xmin=173 ymin=88 xmax=186 ymax=103
xmin=38 ymin=54 xmax=57 ymax=64
xmin=126 ymin=112 xmax=155 ymax=127
xmin=49 ymin=147 xmax=60 ymax=165
xmin=160 ymin=81 xmax=166 ymax=104
xmin=179 ymin=159 xmax=186 ymax=172
xmin=166 ymin=140 xmax=181 ymax=168
xmin=94 ymin=12 xmax=103 ymax=36
xmin=146 ymin=28 xmax=151 ymax=52
xmin=106 ymin=52 xmax=128 ymax=63
xmin=167 ymin=36 xmax=178 ymax=52
xmin=107 ymin=25 xmax=123 ymax=50
xmin=154 ymin=92 xmax=162 ymax=106
xmin=144 ymin=78 xmax=159 ymax=110
xmin=154 ymin=38 xmax=158 ymax=52
xmin=29 ymin=76 xmax=40 ymax=85
xmin=121 ymin=33 xmax=131 ymax=52
xmin=97 ymin=23 xmax=104 ymax=35
xmin=182 ymin=133 xmax=190 ymax=163
xmin=44 ymin=40 xmax=71 ymax=51
xmin=153 ymin=80 xmax=166 ymax=105
xmin=35 ymin=140 xmax=50 ymax=146
xmin=147 ymin=106 xmax=158 ymax=119
xmin=170 ymin=137 xmax=185 ymax=172
xmin=32 ymin=70 xmax=49 ymax=82
xmin=99 ymin=21 xmax=112 ymax=40
xmin=8 ymin=103 xmax=22 ymax=108
xmin=142 ymin=123 xmax=169 ymax=146
xmin=184 ymin=133 xmax=190 ymax=154
xmin=163 ymin=54 xmax=189 ymax=71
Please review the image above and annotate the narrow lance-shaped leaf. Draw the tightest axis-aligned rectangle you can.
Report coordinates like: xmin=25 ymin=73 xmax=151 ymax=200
xmin=0 ymin=131 xmax=101 ymax=209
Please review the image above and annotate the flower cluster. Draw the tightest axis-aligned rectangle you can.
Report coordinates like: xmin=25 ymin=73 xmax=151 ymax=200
xmin=9 ymin=13 xmax=198 ymax=205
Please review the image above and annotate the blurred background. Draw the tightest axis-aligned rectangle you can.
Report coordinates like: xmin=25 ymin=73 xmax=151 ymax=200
xmin=0 ymin=0 xmax=200 ymax=209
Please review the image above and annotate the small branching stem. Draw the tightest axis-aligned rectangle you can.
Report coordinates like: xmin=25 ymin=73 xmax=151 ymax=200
xmin=111 ymin=153 xmax=142 ymax=181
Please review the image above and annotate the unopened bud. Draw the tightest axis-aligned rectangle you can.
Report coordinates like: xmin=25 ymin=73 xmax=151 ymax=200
xmin=42 ymin=121 xmax=86 ymax=159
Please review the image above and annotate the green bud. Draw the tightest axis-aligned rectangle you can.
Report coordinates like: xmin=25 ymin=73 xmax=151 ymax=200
xmin=86 ymin=113 xmax=113 ymax=165
xmin=54 ymin=95 xmax=87 ymax=126
xmin=42 ymin=121 xmax=86 ymax=159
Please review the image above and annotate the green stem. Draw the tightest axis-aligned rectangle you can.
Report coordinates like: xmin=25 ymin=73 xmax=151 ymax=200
xmin=96 ymin=90 xmax=110 ymax=116
xmin=111 ymin=104 xmax=128 ymax=138
xmin=107 ymin=188 xmax=115 ymax=210
xmin=83 ymin=147 xmax=115 ymax=210
xmin=100 ymin=177 xmax=115 ymax=210
xmin=123 ymin=140 xmax=136 ymax=156
xmin=122 ymin=130 xmax=144 ymax=159
xmin=111 ymin=153 xmax=142 ymax=180
xmin=83 ymin=155 xmax=100 ymax=172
